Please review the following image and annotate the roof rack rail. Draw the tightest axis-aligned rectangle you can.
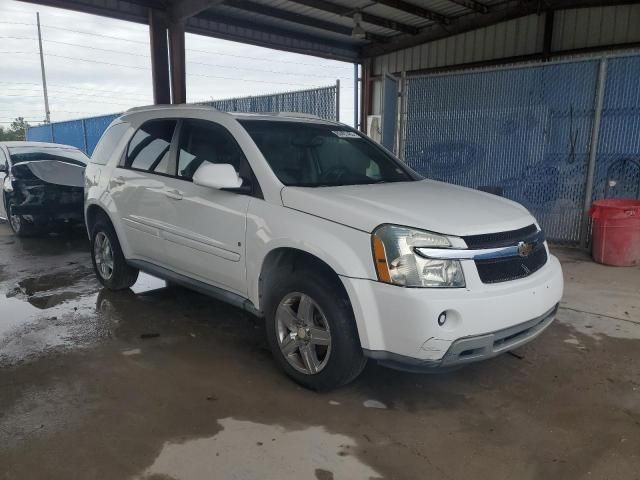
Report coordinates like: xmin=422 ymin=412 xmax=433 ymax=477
xmin=124 ymin=104 xmax=220 ymax=114
xmin=228 ymin=111 xmax=322 ymax=120
xmin=272 ymin=112 xmax=321 ymax=119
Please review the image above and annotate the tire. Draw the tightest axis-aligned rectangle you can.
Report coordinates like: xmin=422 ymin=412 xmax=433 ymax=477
xmin=90 ymin=216 xmax=139 ymax=290
xmin=265 ymin=268 xmax=366 ymax=391
xmin=7 ymin=201 xmax=44 ymax=237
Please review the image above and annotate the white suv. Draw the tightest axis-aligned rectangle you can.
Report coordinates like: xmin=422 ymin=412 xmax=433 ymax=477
xmin=85 ymin=105 xmax=563 ymax=390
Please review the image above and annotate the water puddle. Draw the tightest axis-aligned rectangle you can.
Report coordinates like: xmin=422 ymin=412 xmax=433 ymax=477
xmin=139 ymin=417 xmax=381 ymax=480
xmin=0 ymin=267 xmax=167 ymax=364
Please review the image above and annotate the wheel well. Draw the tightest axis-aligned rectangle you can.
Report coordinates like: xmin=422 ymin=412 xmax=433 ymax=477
xmin=259 ymin=248 xmax=350 ymax=309
xmin=85 ymin=204 xmax=111 ymax=234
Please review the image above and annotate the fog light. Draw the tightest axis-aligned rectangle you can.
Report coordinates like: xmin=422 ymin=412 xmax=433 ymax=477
xmin=437 ymin=311 xmax=447 ymax=326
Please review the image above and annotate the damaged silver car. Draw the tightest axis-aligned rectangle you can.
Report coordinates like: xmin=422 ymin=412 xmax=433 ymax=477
xmin=0 ymin=142 xmax=88 ymax=236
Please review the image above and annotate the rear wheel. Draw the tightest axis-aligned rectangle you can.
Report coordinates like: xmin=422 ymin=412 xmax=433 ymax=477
xmin=90 ymin=217 xmax=139 ymax=290
xmin=265 ymin=269 xmax=366 ymax=391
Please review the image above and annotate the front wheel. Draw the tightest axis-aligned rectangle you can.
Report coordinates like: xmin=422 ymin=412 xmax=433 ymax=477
xmin=7 ymin=201 xmax=43 ymax=237
xmin=90 ymin=218 xmax=139 ymax=290
xmin=265 ymin=269 xmax=366 ymax=391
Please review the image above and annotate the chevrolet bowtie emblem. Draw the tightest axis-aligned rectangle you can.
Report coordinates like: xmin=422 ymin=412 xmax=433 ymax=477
xmin=517 ymin=241 xmax=535 ymax=257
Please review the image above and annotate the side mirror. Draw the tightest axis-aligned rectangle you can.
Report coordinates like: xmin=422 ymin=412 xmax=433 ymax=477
xmin=193 ymin=163 xmax=243 ymax=190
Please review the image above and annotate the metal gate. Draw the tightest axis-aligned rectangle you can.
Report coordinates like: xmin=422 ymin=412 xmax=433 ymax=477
xmin=403 ymin=53 xmax=640 ymax=244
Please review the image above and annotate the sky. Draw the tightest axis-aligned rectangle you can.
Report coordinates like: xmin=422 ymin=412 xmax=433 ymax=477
xmin=0 ymin=0 xmax=358 ymax=128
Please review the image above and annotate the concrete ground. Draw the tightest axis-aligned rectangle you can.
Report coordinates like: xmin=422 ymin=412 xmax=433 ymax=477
xmin=0 ymin=222 xmax=639 ymax=480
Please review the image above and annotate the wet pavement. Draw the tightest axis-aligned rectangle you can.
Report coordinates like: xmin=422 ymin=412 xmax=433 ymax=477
xmin=0 ymin=221 xmax=639 ymax=480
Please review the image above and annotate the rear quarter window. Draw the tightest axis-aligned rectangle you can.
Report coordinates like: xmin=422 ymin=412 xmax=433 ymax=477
xmin=90 ymin=122 xmax=131 ymax=166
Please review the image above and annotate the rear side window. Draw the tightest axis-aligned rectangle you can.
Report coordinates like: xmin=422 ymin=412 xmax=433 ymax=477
xmin=91 ymin=122 xmax=129 ymax=165
xmin=126 ymin=120 xmax=177 ymax=174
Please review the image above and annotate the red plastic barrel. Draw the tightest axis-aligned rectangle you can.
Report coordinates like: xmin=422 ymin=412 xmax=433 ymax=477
xmin=589 ymin=199 xmax=640 ymax=266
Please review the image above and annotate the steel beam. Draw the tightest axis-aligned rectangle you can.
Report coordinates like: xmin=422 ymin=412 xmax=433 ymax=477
xmin=170 ymin=0 xmax=225 ymax=22
xmin=190 ymin=10 xmax=360 ymax=62
xmin=364 ymin=0 xmax=639 ymax=57
xmin=444 ymin=0 xmax=490 ymax=14
xmin=580 ymin=58 xmax=608 ymax=249
xmin=169 ymin=20 xmax=187 ymax=104
xmin=372 ymin=0 xmax=450 ymax=25
xmin=224 ymin=0 xmax=385 ymax=42
xmin=287 ymin=0 xmax=420 ymax=35
xmin=543 ymin=9 xmax=555 ymax=57
xmin=149 ymin=9 xmax=171 ymax=104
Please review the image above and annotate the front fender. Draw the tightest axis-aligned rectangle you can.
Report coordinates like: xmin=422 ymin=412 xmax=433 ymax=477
xmin=246 ymin=199 xmax=377 ymax=345
xmin=85 ymin=163 xmax=132 ymax=259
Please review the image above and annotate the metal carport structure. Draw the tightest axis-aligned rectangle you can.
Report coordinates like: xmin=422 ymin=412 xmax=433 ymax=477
xmin=18 ymin=0 xmax=640 ymax=109
xmin=16 ymin=0 xmax=640 ymax=246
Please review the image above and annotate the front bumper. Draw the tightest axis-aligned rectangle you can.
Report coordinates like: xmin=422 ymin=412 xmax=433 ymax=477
xmin=341 ymin=252 xmax=564 ymax=367
xmin=365 ymin=304 xmax=558 ymax=372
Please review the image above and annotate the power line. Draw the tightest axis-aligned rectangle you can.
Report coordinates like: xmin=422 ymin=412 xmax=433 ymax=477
xmin=2 ymin=85 xmax=150 ymax=101
xmin=0 ymin=21 xmax=352 ymax=70
xmin=0 ymin=92 xmax=137 ymax=107
xmin=0 ymin=81 xmax=149 ymax=97
xmin=0 ymin=35 xmax=348 ymax=79
xmin=0 ymin=51 xmax=332 ymax=88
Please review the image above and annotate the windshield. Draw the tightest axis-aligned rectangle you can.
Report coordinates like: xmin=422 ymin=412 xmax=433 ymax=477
xmin=8 ymin=146 xmax=89 ymax=166
xmin=239 ymin=120 xmax=418 ymax=187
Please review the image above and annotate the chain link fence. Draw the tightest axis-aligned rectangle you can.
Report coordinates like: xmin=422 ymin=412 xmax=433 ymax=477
xmin=403 ymin=52 xmax=640 ymax=244
xmin=26 ymin=85 xmax=338 ymax=156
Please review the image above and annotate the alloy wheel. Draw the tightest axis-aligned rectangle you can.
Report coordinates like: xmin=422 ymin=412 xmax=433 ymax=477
xmin=275 ymin=292 xmax=332 ymax=375
xmin=94 ymin=231 xmax=115 ymax=280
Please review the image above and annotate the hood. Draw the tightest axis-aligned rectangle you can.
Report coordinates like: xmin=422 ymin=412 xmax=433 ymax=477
xmin=280 ymin=179 xmax=535 ymax=236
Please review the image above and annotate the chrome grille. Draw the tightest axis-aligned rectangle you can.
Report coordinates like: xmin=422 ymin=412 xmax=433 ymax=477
xmin=463 ymin=224 xmax=538 ymax=249
xmin=467 ymin=225 xmax=549 ymax=284
xmin=475 ymin=246 xmax=548 ymax=284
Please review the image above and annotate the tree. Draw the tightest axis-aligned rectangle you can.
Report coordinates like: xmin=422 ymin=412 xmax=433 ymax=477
xmin=0 ymin=117 xmax=31 ymax=141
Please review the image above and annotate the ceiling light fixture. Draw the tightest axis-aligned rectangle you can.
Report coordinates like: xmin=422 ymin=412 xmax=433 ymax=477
xmin=352 ymin=12 xmax=366 ymax=39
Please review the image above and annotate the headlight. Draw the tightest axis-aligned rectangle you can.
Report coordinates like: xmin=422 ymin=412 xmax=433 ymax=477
xmin=372 ymin=225 xmax=465 ymax=288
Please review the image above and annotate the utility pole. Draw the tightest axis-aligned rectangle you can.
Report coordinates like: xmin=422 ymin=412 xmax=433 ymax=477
xmin=36 ymin=12 xmax=51 ymax=123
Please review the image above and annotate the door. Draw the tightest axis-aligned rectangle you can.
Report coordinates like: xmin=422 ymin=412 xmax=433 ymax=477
xmin=381 ymin=73 xmax=399 ymax=153
xmin=160 ymin=119 xmax=251 ymax=296
xmin=109 ymin=119 xmax=178 ymax=264
xmin=0 ymin=149 xmax=9 ymax=220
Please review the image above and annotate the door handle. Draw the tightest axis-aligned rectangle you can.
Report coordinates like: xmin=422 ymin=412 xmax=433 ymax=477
xmin=164 ymin=189 xmax=183 ymax=200
xmin=111 ymin=177 xmax=125 ymax=186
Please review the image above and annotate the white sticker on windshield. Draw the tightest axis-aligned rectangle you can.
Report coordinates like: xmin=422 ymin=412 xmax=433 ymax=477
xmin=332 ymin=130 xmax=361 ymax=138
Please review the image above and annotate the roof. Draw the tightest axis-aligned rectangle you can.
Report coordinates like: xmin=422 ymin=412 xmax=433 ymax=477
xmin=19 ymin=0 xmax=612 ymax=61
xmin=0 ymin=141 xmax=80 ymax=149
xmin=121 ymin=104 xmax=339 ymax=124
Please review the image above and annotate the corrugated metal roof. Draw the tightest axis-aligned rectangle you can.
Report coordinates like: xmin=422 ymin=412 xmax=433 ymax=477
xmin=231 ymin=0 xmax=401 ymax=37
xmin=212 ymin=0 xmax=499 ymax=43
xmin=212 ymin=3 xmax=373 ymax=42
xmin=21 ymin=0 xmax=639 ymax=64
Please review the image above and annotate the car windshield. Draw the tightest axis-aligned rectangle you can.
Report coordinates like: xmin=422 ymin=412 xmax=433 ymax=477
xmin=239 ymin=120 xmax=418 ymax=187
xmin=8 ymin=146 xmax=89 ymax=166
